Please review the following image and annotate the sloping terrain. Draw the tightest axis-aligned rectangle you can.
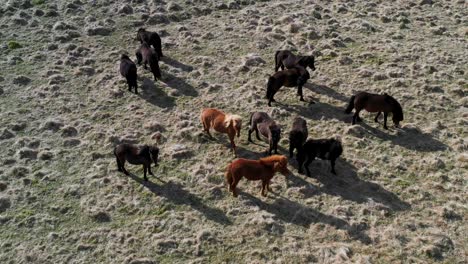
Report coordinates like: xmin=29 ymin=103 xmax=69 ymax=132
xmin=0 ymin=0 xmax=467 ymax=263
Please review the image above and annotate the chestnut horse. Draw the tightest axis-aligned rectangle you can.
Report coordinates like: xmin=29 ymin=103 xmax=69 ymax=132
xmin=225 ymin=155 xmax=290 ymax=197
xmin=201 ymin=108 xmax=242 ymax=157
xmin=345 ymin=92 xmax=404 ymax=129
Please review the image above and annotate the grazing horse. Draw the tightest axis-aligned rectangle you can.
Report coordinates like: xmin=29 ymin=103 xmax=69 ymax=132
xmin=275 ymin=50 xmax=316 ymax=72
xmin=266 ymin=66 xmax=310 ymax=106
xmin=289 ymin=116 xmax=308 ymax=160
xmin=201 ymin=108 xmax=242 ymax=157
xmin=298 ymin=138 xmax=343 ymax=176
xmin=120 ymin=54 xmax=138 ymax=93
xmin=225 ymin=155 xmax=290 ymax=197
xmin=248 ymin=112 xmax=281 ymax=155
xmin=136 ymin=42 xmax=161 ymax=81
xmin=114 ymin=143 xmax=159 ymax=181
xmin=136 ymin=28 xmax=163 ymax=58
xmin=345 ymin=92 xmax=404 ymax=129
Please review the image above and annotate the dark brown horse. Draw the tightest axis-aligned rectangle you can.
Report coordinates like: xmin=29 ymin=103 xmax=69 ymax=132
xmin=289 ymin=116 xmax=308 ymax=160
xmin=225 ymin=155 xmax=290 ymax=197
xmin=120 ymin=54 xmax=138 ymax=93
xmin=136 ymin=42 xmax=161 ymax=81
xmin=345 ymin=92 xmax=404 ymax=129
xmin=275 ymin=50 xmax=316 ymax=72
xmin=266 ymin=66 xmax=310 ymax=106
xmin=248 ymin=112 xmax=281 ymax=155
xmin=136 ymin=28 xmax=163 ymax=58
xmin=297 ymin=138 xmax=343 ymax=176
xmin=114 ymin=144 xmax=159 ymax=181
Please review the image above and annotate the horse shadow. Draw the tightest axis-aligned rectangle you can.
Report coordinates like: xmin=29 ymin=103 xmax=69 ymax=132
xmin=140 ymin=77 xmax=176 ymax=108
xmin=128 ymin=173 xmax=232 ymax=226
xmin=295 ymin=157 xmax=410 ymax=212
xmin=161 ymin=57 xmax=194 ymax=72
xmin=304 ymin=82 xmax=348 ymax=102
xmin=240 ymin=191 xmax=372 ymax=244
xmin=163 ymin=72 xmax=198 ymax=97
xmin=360 ymin=123 xmax=448 ymax=152
xmin=278 ymin=99 xmax=350 ymax=123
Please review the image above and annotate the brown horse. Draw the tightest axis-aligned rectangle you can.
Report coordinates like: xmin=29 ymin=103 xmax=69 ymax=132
xmin=345 ymin=92 xmax=404 ymax=129
xmin=266 ymin=66 xmax=310 ymax=106
xmin=225 ymin=155 xmax=290 ymax=197
xmin=136 ymin=28 xmax=163 ymax=58
xmin=114 ymin=144 xmax=159 ymax=181
xmin=248 ymin=111 xmax=281 ymax=155
xmin=201 ymin=108 xmax=242 ymax=157
xmin=136 ymin=42 xmax=161 ymax=81
xmin=275 ymin=50 xmax=316 ymax=72
xmin=120 ymin=54 xmax=138 ymax=93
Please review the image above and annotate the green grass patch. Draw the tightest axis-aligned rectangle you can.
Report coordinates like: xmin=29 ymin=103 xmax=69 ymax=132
xmin=7 ymin=41 xmax=22 ymax=49
xmin=32 ymin=0 xmax=45 ymax=5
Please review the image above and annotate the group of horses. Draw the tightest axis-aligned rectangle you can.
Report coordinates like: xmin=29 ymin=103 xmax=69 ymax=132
xmin=115 ymin=28 xmax=405 ymax=198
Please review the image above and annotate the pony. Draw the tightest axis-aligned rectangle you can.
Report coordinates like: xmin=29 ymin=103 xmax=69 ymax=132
xmin=248 ymin=112 xmax=281 ymax=155
xmin=297 ymin=138 xmax=343 ymax=176
xmin=114 ymin=143 xmax=159 ymax=181
xmin=120 ymin=54 xmax=138 ymax=93
xmin=275 ymin=50 xmax=316 ymax=72
xmin=135 ymin=42 xmax=161 ymax=81
xmin=289 ymin=116 xmax=308 ymax=160
xmin=345 ymin=92 xmax=404 ymax=129
xmin=224 ymin=155 xmax=290 ymax=197
xmin=200 ymin=108 xmax=242 ymax=157
xmin=136 ymin=28 xmax=163 ymax=58
xmin=266 ymin=66 xmax=310 ymax=106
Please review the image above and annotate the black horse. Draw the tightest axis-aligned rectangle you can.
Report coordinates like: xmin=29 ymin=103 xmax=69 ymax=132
xmin=298 ymin=138 xmax=343 ymax=176
xmin=120 ymin=54 xmax=138 ymax=93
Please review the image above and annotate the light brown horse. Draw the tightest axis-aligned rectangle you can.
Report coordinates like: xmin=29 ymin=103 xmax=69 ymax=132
xmin=201 ymin=108 xmax=242 ymax=157
xmin=225 ymin=155 xmax=290 ymax=197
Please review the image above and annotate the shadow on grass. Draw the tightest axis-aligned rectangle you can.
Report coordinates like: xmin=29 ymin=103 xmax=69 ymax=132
xmin=163 ymin=72 xmax=198 ymax=97
xmin=288 ymin=155 xmax=410 ymax=212
xmin=140 ymin=77 xmax=176 ymax=108
xmin=161 ymin=56 xmax=194 ymax=72
xmin=304 ymin=82 xmax=348 ymax=102
xmin=240 ymin=190 xmax=372 ymax=244
xmin=128 ymin=173 xmax=232 ymax=226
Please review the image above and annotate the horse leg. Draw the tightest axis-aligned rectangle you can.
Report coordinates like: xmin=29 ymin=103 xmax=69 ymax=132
xmin=229 ymin=134 xmax=237 ymax=157
xmin=248 ymin=128 xmax=253 ymax=143
xmin=352 ymin=110 xmax=361 ymax=124
xmin=304 ymin=155 xmax=314 ymax=178
xmin=330 ymin=159 xmax=337 ymax=175
xmin=383 ymin=112 xmax=389 ymax=130
xmin=298 ymin=85 xmax=305 ymax=102
xmin=289 ymin=144 xmax=294 ymax=158
xmin=118 ymin=158 xmax=130 ymax=175
xmin=202 ymin=121 xmax=212 ymax=138
xmin=115 ymin=153 xmax=123 ymax=172
xmin=148 ymin=163 xmax=154 ymax=176
xmin=374 ymin=112 xmax=381 ymax=123
xmin=255 ymin=128 xmax=261 ymax=141
xmin=261 ymin=180 xmax=267 ymax=196
xmin=143 ymin=165 xmax=148 ymax=181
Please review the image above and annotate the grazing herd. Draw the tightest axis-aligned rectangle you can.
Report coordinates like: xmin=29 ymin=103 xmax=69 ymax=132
xmin=116 ymin=28 xmax=405 ymax=198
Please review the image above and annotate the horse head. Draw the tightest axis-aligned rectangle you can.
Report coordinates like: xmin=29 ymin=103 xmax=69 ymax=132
xmin=272 ymin=155 xmax=290 ymax=176
xmin=225 ymin=114 xmax=242 ymax=137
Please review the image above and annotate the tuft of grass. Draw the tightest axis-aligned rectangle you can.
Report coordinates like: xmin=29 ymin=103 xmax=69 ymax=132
xmin=7 ymin=41 xmax=22 ymax=49
xmin=32 ymin=0 xmax=45 ymax=5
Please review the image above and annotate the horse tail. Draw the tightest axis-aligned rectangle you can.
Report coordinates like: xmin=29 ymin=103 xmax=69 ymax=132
xmin=345 ymin=95 xmax=355 ymax=114
xmin=274 ymin=50 xmax=280 ymax=71
xmin=266 ymin=77 xmax=275 ymax=99
xmin=224 ymin=163 xmax=234 ymax=190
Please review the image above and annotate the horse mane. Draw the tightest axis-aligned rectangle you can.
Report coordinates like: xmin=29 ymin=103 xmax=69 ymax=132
xmin=138 ymin=28 xmax=146 ymax=32
xmin=121 ymin=54 xmax=130 ymax=60
xmin=139 ymin=145 xmax=150 ymax=155
xmin=259 ymin=155 xmax=286 ymax=166
xmin=224 ymin=114 xmax=242 ymax=128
